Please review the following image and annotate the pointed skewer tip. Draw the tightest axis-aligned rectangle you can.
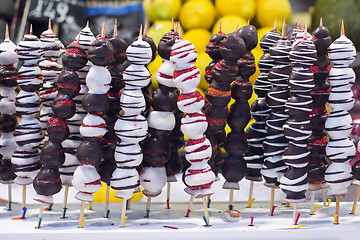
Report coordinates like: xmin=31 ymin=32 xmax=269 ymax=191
xmin=171 ymin=18 xmax=174 ymax=31
xmin=303 ymin=24 xmax=307 ymax=40
xmin=143 ymin=21 xmax=148 ymax=37
xmin=247 ymin=19 xmax=250 ymax=26
xmin=341 ymin=19 xmax=345 ymax=36
xmin=101 ymin=20 xmax=106 ymax=39
xmin=30 ymin=24 xmax=33 ymax=35
xmin=296 ymin=16 xmax=299 ymax=28
xmin=219 ymin=19 xmax=222 ymax=33
xmin=5 ymin=24 xmax=9 ymax=39
xmin=114 ymin=19 xmax=118 ymax=37
xmin=174 ymin=22 xmax=178 ymax=32
xmin=281 ymin=20 xmax=286 ymax=38
xmin=139 ymin=24 xmax=143 ymax=40
xmin=86 ymin=21 xmax=89 ymax=28
xmin=274 ymin=18 xmax=277 ymax=30
xmin=48 ymin=18 xmax=52 ymax=30
xmin=77 ymin=31 xmax=81 ymax=43
xmin=178 ymin=23 xmax=182 ymax=39
xmin=320 ymin=17 xmax=323 ymax=26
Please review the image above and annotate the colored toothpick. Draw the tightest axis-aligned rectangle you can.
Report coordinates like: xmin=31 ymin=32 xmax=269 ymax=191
xmin=203 ymin=197 xmax=211 ymax=226
xmin=313 ymin=205 xmax=320 ymax=215
xmin=145 ymin=197 xmax=151 ymax=218
xmin=78 ymin=201 xmax=85 ymax=228
xmin=121 ymin=200 xmax=127 ymax=228
xmin=166 ymin=182 xmax=170 ymax=209
xmin=8 ymin=183 xmax=12 ymax=211
xmin=104 ymin=185 xmax=110 ymax=218
xmin=61 ymin=184 xmax=69 ymax=218
xmin=249 ymin=216 xmax=254 ymax=226
xmin=351 ymin=185 xmax=360 ymax=214
xmin=36 ymin=203 xmax=45 ymax=229
xmin=186 ymin=195 xmax=195 ymax=217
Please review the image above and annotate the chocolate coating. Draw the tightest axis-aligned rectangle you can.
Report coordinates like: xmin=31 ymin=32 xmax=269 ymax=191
xmin=220 ymin=32 xmax=246 ymax=62
xmin=0 ymin=159 xmax=16 ymax=182
xmin=57 ymin=69 xmax=80 ymax=98
xmin=143 ymin=134 xmax=171 ymax=166
xmin=152 ymin=85 xmax=178 ymax=112
xmin=109 ymin=36 xmax=128 ymax=64
xmin=352 ymin=160 xmax=360 ymax=181
xmin=0 ymin=114 xmax=17 ymax=132
xmin=98 ymin=158 xmax=116 ymax=185
xmin=82 ymin=93 xmax=110 ymax=116
xmin=62 ymin=41 xmax=87 ymax=70
xmin=0 ymin=65 xmax=17 ymax=87
xmin=237 ymin=25 xmax=258 ymax=51
xmin=158 ymin=31 xmax=179 ymax=60
xmin=206 ymin=32 xmax=226 ymax=60
xmin=222 ymin=154 xmax=247 ymax=183
xmin=88 ymin=38 xmax=115 ymax=66
xmin=33 ymin=168 xmax=62 ymax=196
xmin=40 ymin=141 xmax=65 ymax=168
xmin=52 ymin=94 xmax=76 ymax=119
xmin=76 ymin=138 xmax=102 ymax=166
xmin=47 ymin=118 xmax=69 ymax=142
xmin=142 ymin=36 xmax=157 ymax=62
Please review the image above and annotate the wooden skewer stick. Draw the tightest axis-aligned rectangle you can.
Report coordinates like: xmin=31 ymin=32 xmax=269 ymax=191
xmin=61 ymin=184 xmax=69 ymax=218
xmin=351 ymin=185 xmax=360 ymax=214
xmin=22 ymin=185 xmax=26 ymax=209
xmin=36 ymin=203 xmax=45 ymax=228
xmin=322 ymin=188 xmax=327 ymax=206
xmin=21 ymin=185 xmax=26 ymax=218
xmin=185 ymin=195 xmax=195 ymax=217
xmin=310 ymin=191 xmax=315 ymax=215
xmin=166 ymin=182 xmax=170 ymax=209
xmin=203 ymin=197 xmax=210 ymax=226
xmin=120 ymin=200 xmax=127 ymax=228
xmin=335 ymin=196 xmax=340 ymax=224
xmin=8 ymin=183 xmax=11 ymax=211
xmin=145 ymin=197 xmax=151 ymax=218
xmin=248 ymin=181 xmax=254 ymax=208
xmin=104 ymin=185 xmax=110 ymax=218
xmin=269 ymin=188 xmax=275 ymax=215
xmin=228 ymin=189 xmax=234 ymax=210
xmin=78 ymin=201 xmax=85 ymax=228
xmin=292 ymin=203 xmax=298 ymax=225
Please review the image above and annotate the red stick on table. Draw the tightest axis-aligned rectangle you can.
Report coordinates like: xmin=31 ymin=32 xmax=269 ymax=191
xmin=249 ymin=216 xmax=254 ymax=226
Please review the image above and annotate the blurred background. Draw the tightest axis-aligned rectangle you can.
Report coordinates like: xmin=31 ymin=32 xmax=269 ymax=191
xmin=1 ymin=0 xmax=359 ymax=86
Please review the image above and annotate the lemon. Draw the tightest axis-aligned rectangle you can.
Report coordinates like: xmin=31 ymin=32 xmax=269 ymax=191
xmin=249 ymin=47 xmax=263 ymax=85
xmin=215 ymin=0 xmax=256 ymax=20
xmin=179 ymin=0 xmax=216 ymax=30
xmin=143 ymin=0 xmax=182 ymax=22
xmin=147 ymin=54 xmax=162 ymax=90
xmin=195 ymin=51 xmax=212 ymax=90
xmin=212 ymin=15 xmax=247 ymax=35
xmin=184 ymin=29 xmax=212 ymax=53
xmin=256 ymin=0 xmax=291 ymax=28
xmin=93 ymin=182 xmax=143 ymax=202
